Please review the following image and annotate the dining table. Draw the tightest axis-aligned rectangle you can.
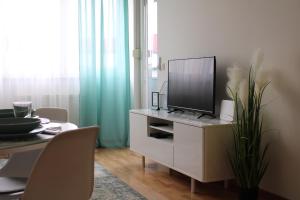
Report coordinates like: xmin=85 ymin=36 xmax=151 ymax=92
xmin=0 ymin=122 xmax=77 ymax=155
xmin=0 ymin=121 xmax=78 ymax=178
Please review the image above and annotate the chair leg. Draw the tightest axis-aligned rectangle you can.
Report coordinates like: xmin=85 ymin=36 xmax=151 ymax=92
xmin=142 ymin=156 xmax=145 ymax=169
xmin=191 ymin=178 xmax=196 ymax=193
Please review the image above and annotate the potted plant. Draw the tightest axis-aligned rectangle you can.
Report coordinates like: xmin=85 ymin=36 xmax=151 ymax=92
xmin=227 ymin=49 xmax=270 ymax=200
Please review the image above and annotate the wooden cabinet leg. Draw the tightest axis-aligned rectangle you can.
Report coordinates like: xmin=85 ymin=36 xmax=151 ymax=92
xmin=191 ymin=178 xmax=196 ymax=193
xmin=224 ymin=180 xmax=229 ymax=189
xmin=142 ymin=156 xmax=145 ymax=168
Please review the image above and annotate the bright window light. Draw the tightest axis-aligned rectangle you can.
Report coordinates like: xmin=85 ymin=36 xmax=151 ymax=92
xmin=0 ymin=0 xmax=79 ymax=78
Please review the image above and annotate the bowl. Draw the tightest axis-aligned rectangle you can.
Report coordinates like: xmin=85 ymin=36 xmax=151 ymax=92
xmin=0 ymin=118 xmax=41 ymax=134
xmin=0 ymin=109 xmax=15 ymax=118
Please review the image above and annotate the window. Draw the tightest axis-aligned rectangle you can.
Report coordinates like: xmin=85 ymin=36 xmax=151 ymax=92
xmin=0 ymin=0 xmax=79 ymax=78
xmin=141 ymin=0 xmax=158 ymax=108
xmin=0 ymin=0 xmax=79 ymax=123
xmin=147 ymin=0 xmax=158 ymax=79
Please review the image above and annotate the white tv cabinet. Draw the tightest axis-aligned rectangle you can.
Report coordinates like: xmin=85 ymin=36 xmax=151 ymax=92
xmin=129 ymin=109 xmax=234 ymax=192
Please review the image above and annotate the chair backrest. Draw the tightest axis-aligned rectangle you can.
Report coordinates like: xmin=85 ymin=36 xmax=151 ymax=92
xmin=35 ymin=107 xmax=68 ymax=122
xmin=21 ymin=126 xmax=99 ymax=200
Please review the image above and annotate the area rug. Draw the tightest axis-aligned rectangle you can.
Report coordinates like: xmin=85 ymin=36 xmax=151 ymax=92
xmin=92 ymin=163 xmax=146 ymax=200
xmin=0 ymin=159 xmax=146 ymax=200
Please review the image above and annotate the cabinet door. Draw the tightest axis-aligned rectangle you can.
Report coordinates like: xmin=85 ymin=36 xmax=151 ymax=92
xmin=130 ymin=113 xmax=148 ymax=154
xmin=174 ymin=123 xmax=204 ymax=181
xmin=203 ymin=126 xmax=234 ymax=181
xmin=145 ymin=137 xmax=173 ymax=167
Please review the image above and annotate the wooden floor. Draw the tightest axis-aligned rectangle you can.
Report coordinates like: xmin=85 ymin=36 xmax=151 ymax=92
xmin=94 ymin=148 xmax=283 ymax=200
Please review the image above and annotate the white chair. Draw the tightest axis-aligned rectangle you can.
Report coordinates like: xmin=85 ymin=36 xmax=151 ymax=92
xmin=0 ymin=126 xmax=99 ymax=200
xmin=35 ymin=107 xmax=68 ymax=122
xmin=0 ymin=150 xmax=41 ymax=178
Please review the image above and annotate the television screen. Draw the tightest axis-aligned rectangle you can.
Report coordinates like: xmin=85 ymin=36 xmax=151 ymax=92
xmin=168 ymin=57 xmax=216 ymax=114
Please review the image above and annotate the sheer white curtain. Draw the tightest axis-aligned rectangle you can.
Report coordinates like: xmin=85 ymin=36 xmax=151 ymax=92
xmin=0 ymin=0 xmax=79 ymax=123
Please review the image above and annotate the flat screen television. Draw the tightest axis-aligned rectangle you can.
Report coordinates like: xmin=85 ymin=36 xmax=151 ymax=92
xmin=167 ymin=57 xmax=216 ymax=115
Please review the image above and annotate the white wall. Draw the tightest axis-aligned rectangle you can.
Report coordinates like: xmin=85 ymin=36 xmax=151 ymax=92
xmin=157 ymin=0 xmax=300 ymax=199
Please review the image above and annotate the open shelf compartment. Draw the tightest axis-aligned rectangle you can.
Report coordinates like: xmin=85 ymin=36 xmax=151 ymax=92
xmin=148 ymin=116 xmax=174 ymax=141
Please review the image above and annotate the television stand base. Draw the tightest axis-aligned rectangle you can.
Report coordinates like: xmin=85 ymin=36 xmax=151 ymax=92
xmin=197 ymin=113 xmax=216 ymax=119
xmin=167 ymin=109 xmax=184 ymax=114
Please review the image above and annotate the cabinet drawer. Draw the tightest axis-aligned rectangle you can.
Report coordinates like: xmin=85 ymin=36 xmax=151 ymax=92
xmin=174 ymin=123 xmax=204 ymax=181
xmin=130 ymin=113 xmax=148 ymax=154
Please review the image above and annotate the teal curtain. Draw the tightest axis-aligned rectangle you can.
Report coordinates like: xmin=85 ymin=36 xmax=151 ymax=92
xmin=79 ymin=0 xmax=130 ymax=147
